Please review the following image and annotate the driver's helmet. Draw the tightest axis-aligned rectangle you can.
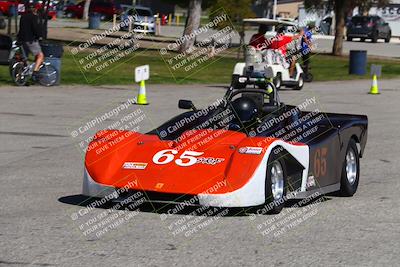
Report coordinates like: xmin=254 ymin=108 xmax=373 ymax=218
xmin=230 ymin=96 xmax=259 ymax=124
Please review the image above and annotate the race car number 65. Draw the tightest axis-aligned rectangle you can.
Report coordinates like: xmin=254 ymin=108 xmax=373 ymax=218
xmin=152 ymin=149 xmax=204 ymax=167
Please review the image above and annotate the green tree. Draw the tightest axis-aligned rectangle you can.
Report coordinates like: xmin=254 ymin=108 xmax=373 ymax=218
xmin=305 ymin=0 xmax=389 ymax=55
xmin=179 ymin=0 xmax=203 ymax=53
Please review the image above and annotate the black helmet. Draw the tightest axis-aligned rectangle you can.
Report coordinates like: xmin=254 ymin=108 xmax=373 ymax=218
xmin=230 ymin=96 xmax=259 ymax=124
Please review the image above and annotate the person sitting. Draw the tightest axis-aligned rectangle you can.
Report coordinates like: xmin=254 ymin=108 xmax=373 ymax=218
xmin=269 ymin=26 xmax=300 ymax=78
xmin=249 ymin=24 xmax=270 ymax=50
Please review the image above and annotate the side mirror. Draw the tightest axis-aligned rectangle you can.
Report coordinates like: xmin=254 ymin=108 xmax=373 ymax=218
xmin=178 ymin=99 xmax=196 ymax=110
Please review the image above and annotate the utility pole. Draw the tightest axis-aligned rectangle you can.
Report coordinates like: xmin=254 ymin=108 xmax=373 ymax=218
xmin=273 ymin=0 xmax=277 ymax=19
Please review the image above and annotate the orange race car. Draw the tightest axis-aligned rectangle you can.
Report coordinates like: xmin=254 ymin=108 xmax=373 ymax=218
xmin=82 ymin=85 xmax=367 ymax=214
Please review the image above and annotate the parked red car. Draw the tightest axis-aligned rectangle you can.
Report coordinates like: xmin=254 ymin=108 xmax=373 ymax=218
xmin=64 ymin=0 xmax=122 ymax=20
xmin=0 ymin=0 xmax=56 ymax=19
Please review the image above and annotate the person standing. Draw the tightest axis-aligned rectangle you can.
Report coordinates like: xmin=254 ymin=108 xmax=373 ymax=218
xmin=17 ymin=2 xmax=44 ymax=79
xmin=300 ymin=25 xmax=314 ymax=75
xmin=249 ymin=24 xmax=270 ymax=50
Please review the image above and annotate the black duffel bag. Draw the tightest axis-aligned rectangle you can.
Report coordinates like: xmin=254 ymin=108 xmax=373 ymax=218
xmin=0 ymin=34 xmax=12 ymax=65
xmin=0 ymin=34 xmax=12 ymax=50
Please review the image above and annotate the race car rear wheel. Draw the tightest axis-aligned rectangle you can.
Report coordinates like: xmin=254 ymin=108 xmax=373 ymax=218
xmin=338 ymin=139 xmax=360 ymax=196
xmin=265 ymin=150 xmax=287 ymax=214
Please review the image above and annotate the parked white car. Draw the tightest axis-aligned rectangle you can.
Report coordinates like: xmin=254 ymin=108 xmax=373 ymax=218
xmin=121 ymin=5 xmax=155 ymax=34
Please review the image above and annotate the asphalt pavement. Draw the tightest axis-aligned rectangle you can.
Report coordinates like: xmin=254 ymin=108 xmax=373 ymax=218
xmin=1 ymin=79 xmax=400 ymax=266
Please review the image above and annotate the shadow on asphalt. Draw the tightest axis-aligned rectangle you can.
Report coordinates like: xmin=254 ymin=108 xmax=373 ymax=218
xmin=59 ymin=194 xmax=331 ymax=217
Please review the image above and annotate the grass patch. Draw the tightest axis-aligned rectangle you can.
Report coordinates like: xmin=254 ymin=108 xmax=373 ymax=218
xmin=61 ymin=49 xmax=239 ymax=85
xmin=0 ymin=50 xmax=399 ymax=86
xmin=310 ymin=54 xmax=400 ymax=81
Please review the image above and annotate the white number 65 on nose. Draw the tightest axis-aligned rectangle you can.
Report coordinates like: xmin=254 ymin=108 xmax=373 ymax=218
xmin=152 ymin=149 xmax=204 ymax=167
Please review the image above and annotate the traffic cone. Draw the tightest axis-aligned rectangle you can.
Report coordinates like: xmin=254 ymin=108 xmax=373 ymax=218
xmin=369 ymin=74 xmax=380 ymax=95
xmin=136 ymin=80 xmax=149 ymax=105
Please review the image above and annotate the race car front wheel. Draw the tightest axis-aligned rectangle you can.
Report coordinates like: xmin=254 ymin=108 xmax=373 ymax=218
xmin=265 ymin=150 xmax=287 ymax=214
xmin=338 ymin=139 xmax=360 ymax=196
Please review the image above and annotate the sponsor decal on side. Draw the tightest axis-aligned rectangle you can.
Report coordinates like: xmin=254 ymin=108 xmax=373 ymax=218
xmin=122 ymin=162 xmax=148 ymax=170
xmin=238 ymin=146 xmax=263 ymax=155
xmin=196 ymin=157 xmax=225 ymax=165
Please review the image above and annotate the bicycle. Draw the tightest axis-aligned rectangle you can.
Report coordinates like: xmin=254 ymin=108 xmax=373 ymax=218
xmin=9 ymin=41 xmax=58 ymax=86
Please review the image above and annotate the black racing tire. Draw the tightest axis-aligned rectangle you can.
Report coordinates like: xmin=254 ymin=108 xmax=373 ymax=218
xmin=338 ymin=139 xmax=360 ymax=197
xmin=371 ymin=31 xmax=378 ymax=43
xmin=385 ymin=31 xmax=391 ymax=43
xmin=273 ymin=73 xmax=282 ymax=89
xmin=264 ymin=150 xmax=287 ymax=214
xmin=347 ymin=36 xmax=353 ymax=41
xmin=11 ymin=62 xmax=28 ymax=86
xmin=231 ymin=74 xmax=246 ymax=89
xmin=294 ymin=73 xmax=304 ymax=90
